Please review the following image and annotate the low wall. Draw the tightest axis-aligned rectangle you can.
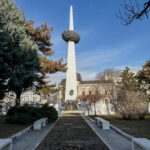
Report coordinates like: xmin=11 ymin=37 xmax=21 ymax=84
xmin=85 ymin=103 xmax=115 ymax=116
xmin=148 ymin=103 xmax=150 ymax=113
xmin=51 ymin=102 xmax=150 ymax=116
xmin=85 ymin=102 xmax=150 ymax=116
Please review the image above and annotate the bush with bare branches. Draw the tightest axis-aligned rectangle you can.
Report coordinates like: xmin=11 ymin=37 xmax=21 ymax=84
xmin=106 ymin=67 xmax=149 ymax=119
xmin=118 ymin=0 xmax=150 ymax=25
xmin=111 ymin=89 xmax=148 ymax=119
xmin=78 ymin=92 xmax=103 ymax=116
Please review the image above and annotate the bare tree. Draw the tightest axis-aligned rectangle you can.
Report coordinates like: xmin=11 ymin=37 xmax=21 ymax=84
xmin=112 ymin=89 xmax=148 ymax=119
xmin=118 ymin=0 xmax=150 ymax=25
xmin=48 ymin=93 xmax=59 ymax=105
xmin=78 ymin=92 xmax=103 ymax=116
xmin=96 ymin=68 xmax=121 ymax=81
xmin=104 ymin=67 xmax=149 ymax=119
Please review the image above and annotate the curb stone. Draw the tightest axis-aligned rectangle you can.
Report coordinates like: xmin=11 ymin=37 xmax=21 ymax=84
xmin=32 ymin=117 xmax=60 ymax=150
xmin=87 ymin=116 xmax=96 ymax=123
xmin=87 ymin=116 xmax=133 ymax=141
xmin=9 ymin=125 xmax=33 ymax=141
xmin=62 ymin=111 xmax=84 ymax=114
xmin=80 ymin=114 xmax=113 ymax=150
xmin=110 ymin=124 xmax=133 ymax=140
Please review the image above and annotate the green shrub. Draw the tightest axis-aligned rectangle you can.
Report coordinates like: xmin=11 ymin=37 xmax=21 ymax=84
xmin=6 ymin=104 xmax=58 ymax=124
xmin=6 ymin=114 xmax=37 ymax=124
xmin=40 ymin=104 xmax=58 ymax=122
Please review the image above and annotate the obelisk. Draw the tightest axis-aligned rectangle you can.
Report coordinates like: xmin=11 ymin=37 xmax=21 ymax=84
xmin=62 ymin=6 xmax=80 ymax=102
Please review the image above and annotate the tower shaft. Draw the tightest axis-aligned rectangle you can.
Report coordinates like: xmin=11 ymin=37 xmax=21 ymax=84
xmin=69 ymin=6 xmax=74 ymax=31
xmin=65 ymin=6 xmax=77 ymax=101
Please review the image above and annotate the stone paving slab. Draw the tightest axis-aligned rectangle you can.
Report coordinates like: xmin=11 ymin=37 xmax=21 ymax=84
xmin=36 ymin=113 xmax=109 ymax=150
xmin=83 ymin=115 xmax=144 ymax=150
xmin=12 ymin=123 xmax=55 ymax=150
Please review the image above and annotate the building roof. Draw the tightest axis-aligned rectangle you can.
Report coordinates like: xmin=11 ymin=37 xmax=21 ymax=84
xmin=60 ymin=73 xmax=113 ymax=86
xmin=60 ymin=73 xmax=82 ymax=85
xmin=80 ymin=80 xmax=113 ymax=84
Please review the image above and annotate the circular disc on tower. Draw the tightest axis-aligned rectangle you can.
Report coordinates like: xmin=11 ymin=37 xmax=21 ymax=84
xmin=62 ymin=30 xmax=80 ymax=43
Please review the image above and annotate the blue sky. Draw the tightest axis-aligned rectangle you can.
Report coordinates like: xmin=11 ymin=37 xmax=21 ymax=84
xmin=14 ymin=0 xmax=150 ymax=83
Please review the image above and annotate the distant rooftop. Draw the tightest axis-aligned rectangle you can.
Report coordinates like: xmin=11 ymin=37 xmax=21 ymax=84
xmin=60 ymin=73 xmax=113 ymax=85
xmin=80 ymin=80 xmax=113 ymax=84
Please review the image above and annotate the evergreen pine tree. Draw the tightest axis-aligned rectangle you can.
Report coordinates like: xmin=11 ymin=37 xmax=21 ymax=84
xmin=24 ymin=20 xmax=67 ymax=96
xmin=137 ymin=60 xmax=150 ymax=96
xmin=0 ymin=0 xmax=40 ymax=105
xmin=121 ymin=67 xmax=138 ymax=91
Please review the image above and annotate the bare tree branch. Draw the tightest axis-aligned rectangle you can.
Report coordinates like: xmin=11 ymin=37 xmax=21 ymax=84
xmin=117 ymin=0 xmax=150 ymax=25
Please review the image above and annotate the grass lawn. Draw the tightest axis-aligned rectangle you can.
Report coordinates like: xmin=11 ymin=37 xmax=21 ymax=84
xmin=95 ymin=115 xmax=150 ymax=140
xmin=0 ymin=115 xmax=30 ymax=138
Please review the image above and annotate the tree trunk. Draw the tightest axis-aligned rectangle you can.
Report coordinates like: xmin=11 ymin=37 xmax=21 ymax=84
xmin=16 ymin=92 xmax=21 ymax=107
xmin=86 ymin=104 xmax=89 ymax=116
xmin=94 ymin=103 xmax=96 ymax=117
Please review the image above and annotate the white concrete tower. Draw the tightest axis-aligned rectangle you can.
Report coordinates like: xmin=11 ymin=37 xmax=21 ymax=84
xmin=62 ymin=6 xmax=80 ymax=102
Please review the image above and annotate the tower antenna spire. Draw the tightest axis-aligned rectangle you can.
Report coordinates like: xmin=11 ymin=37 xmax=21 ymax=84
xmin=62 ymin=6 xmax=80 ymax=102
xmin=69 ymin=5 xmax=74 ymax=31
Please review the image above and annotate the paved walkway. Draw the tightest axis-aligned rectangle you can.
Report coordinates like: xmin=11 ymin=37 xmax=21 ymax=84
xmin=83 ymin=115 xmax=143 ymax=150
xmin=36 ymin=113 xmax=109 ymax=150
xmin=12 ymin=123 xmax=55 ymax=150
xmin=11 ymin=113 xmax=145 ymax=150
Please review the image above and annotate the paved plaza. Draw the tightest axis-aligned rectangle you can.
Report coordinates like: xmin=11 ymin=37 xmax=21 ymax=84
xmin=36 ymin=113 xmax=109 ymax=150
xmin=7 ymin=113 xmax=145 ymax=150
xmin=12 ymin=123 xmax=55 ymax=150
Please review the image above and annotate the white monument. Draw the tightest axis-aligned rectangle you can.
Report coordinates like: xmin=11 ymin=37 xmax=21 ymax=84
xmin=62 ymin=6 xmax=80 ymax=102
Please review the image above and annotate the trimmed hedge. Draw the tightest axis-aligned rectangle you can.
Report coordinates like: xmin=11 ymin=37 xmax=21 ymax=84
xmin=6 ymin=104 xmax=58 ymax=124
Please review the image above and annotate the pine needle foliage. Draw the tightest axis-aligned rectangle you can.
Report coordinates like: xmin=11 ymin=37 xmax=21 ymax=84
xmin=137 ymin=60 xmax=150 ymax=97
xmin=0 ymin=0 xmax=40 ymax=106
xmin=121 ymin=67 xmax=138 ymax=91
xmin=24 ymin=20 xmax=67 ymax=96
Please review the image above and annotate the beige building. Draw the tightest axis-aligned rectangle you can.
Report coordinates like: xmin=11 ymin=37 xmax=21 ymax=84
xmin=58 ymin=73 xmax=121 ymax=103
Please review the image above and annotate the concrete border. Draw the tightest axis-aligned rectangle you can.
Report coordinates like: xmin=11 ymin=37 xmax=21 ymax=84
xmin=110 ymin=124 xmax=133 ymax=140
xmin=87 ymin=116 xmax=133 ymax=140
xmin=87 ymin=116 xmax=96 ymax=123
xmin=62 ymin=111 xmax=84 ymax=114
xmin=0 ymin=139 xmax=12 ymax=150
xmin=9 ymin=125 xmax=33 ymax=141
xmin=31 ymin=117 xmax=60 ymax=150
xmin=81 ymin=114 xmax=113 ymax=150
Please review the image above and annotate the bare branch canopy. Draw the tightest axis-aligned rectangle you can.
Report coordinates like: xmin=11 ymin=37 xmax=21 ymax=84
xmin=118 ymin=0 xmax=150 ymax=25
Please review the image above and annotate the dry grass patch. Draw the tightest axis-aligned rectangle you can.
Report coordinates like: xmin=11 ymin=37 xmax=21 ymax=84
xmin=0 ymin=115 xmax=29 ymax=138
xmin=95 ymin=115 xmax=150 ymax=140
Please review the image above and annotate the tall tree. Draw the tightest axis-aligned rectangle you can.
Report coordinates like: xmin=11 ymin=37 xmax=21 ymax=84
xmin=0 ymin=31 xmax=10 ymax=99
xmin=0 ymin=0 xmax=40 ymax=106
xmin=121 ymin=67 xmax=138 ymax=91
xmin=118 ymin=0 xmax=150 ymax=25
xmin=137 ymin=60 xmax=150 ymax=96
xmin=109 ymin=67 xmax=148 ymax=119
xmin=24 ymin=20 xmax=67 ymax=96
xmin=78 ymin=91 xmax=103 ymax=116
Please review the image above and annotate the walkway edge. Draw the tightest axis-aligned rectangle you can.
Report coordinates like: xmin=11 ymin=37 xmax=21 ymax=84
xmin=32 ymin=117 xmax=60 ymax=150
xmin=9 ymin=125 xmax=33 ymax=141
xmin=86 ymin=116 xmax=133 ymax=140
xmin=80 ymin=114 xmax=113 ymax=150
xmin=62 ymin=111 xmax=84 ymax=113
xmin=110 ymin=124 xmax=133 ymax=140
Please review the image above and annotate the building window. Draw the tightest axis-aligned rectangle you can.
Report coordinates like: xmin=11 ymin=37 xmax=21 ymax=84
xmin=89 ymin=91 xmax=92 ymax=95
xmin=95 ymin=91 xmax=99 ymax=94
